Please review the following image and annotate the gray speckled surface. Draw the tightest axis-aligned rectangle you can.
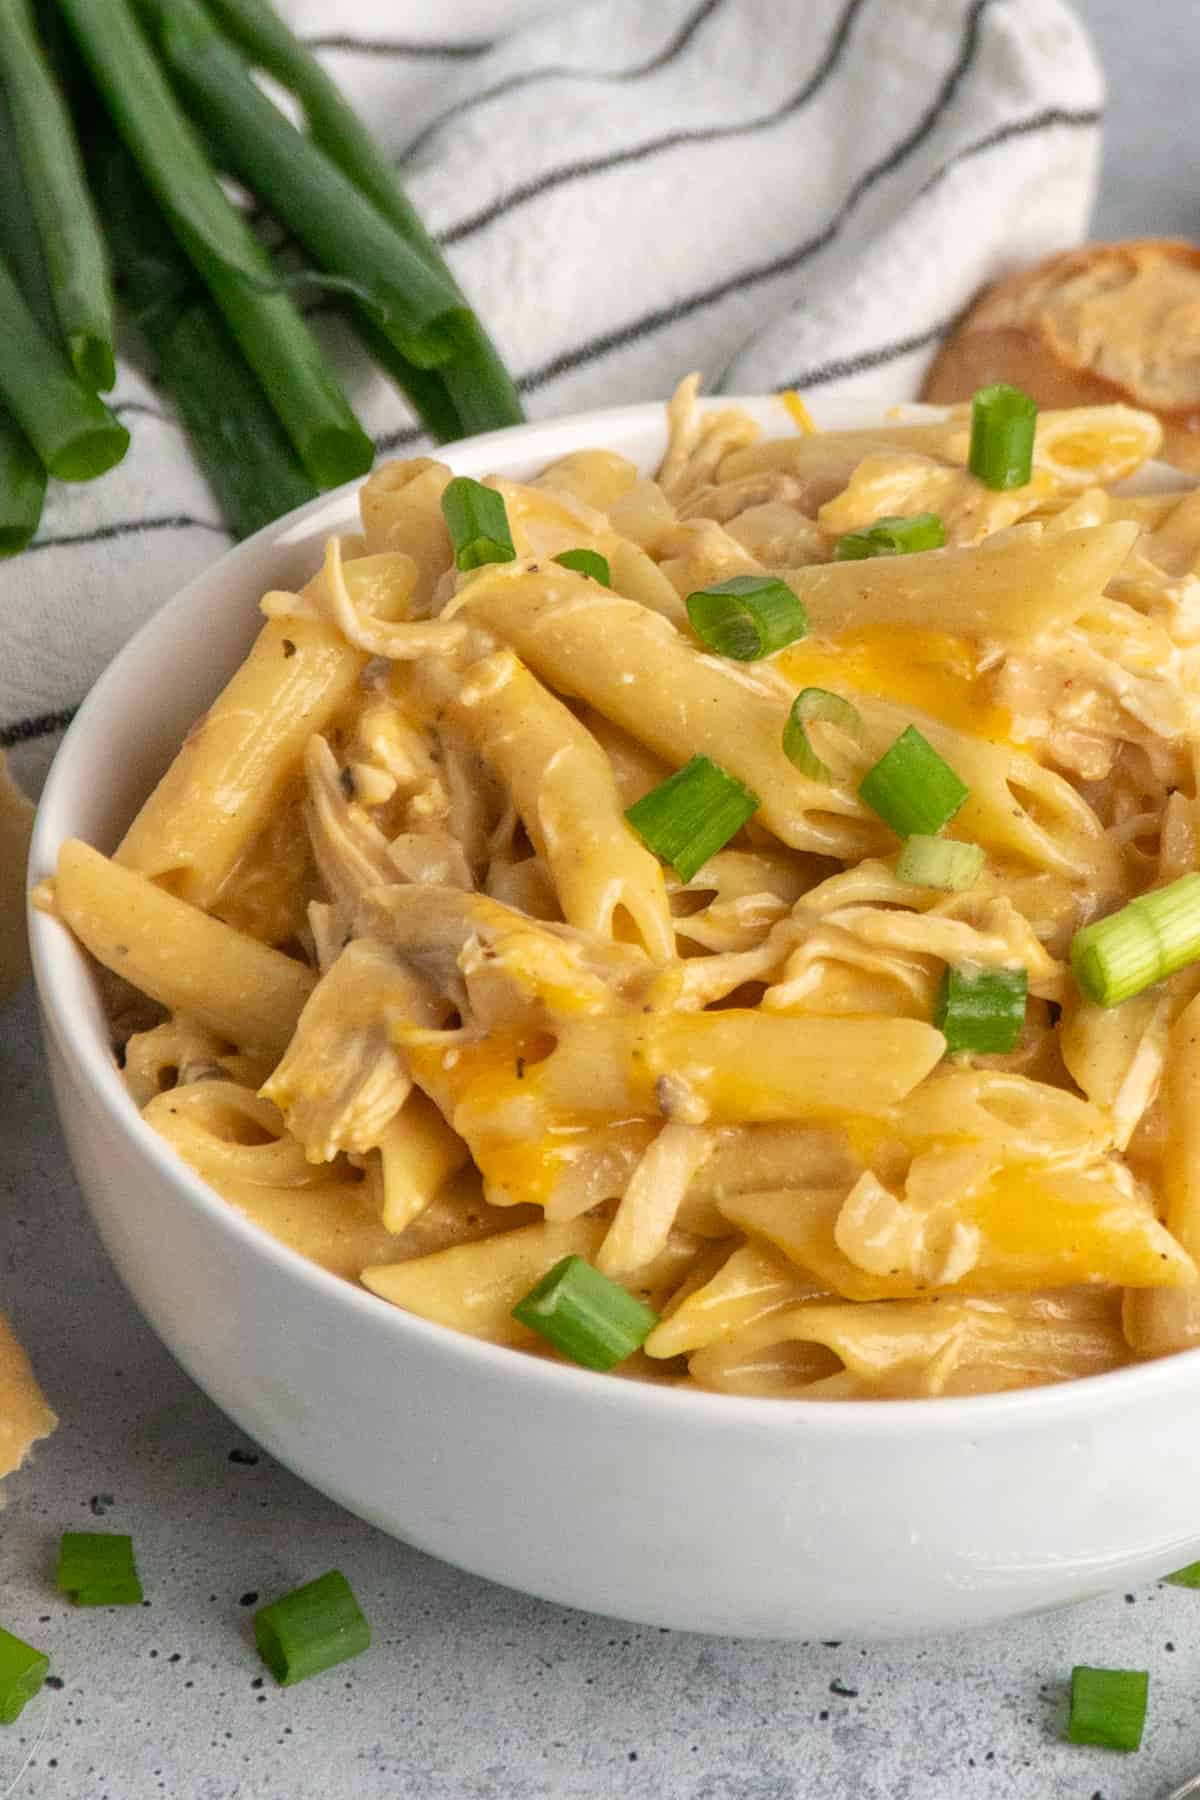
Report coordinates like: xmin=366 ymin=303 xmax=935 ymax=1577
xmin=5 ymin=4 xmax=1200 ymax=1795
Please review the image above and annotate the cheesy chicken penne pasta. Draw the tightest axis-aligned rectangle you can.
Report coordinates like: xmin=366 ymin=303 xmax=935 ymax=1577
xmin=45 ymin=378 xmax=1200 ymax=1400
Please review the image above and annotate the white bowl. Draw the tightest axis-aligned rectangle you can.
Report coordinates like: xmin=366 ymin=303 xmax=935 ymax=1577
xmin=28 ymin=396 xmax=1200 ymax=1641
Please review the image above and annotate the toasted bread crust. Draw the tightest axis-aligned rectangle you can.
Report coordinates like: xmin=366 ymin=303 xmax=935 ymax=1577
xmin=923 ymin=240 xmax=1200 ymax=471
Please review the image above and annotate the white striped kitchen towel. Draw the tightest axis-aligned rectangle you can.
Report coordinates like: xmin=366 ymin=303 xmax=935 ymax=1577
xmin=1 ymin=0 xmax=1102 ymax=785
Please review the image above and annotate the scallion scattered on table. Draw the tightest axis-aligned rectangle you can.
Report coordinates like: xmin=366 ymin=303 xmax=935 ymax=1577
xmin=626 ymin=755 xmax=760 ymax=882
xmin=1066 ymin=1665 xmax=1148 ymax=1752
xmin=56 ymin=1531 xmax=143 ymax=1606
xmin=0 ymin=1626 xmax=48 ymax=1726
xmin=512 ymin=1254 xmax=658 ymax=1371
xmin=254 ymin=1570 xmax=370 ymax=1687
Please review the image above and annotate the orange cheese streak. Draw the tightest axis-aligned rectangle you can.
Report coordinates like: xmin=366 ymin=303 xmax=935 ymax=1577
xmin=778 ymin=625 xmax=1020 ymax=747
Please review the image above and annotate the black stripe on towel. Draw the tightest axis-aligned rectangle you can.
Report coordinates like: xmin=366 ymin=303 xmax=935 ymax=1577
xmin=0 ymin=706 xmax=77 ymax=749
xmin=398 ymin=0 xmax=727 ymax=165
xmin=917 ymin=102 xmax=1101 ymax=194
xmin=303 ymin=33 xmax=491 ymax=58
xmin=438 ymin=0 xmax=870 ymax=247
xmin=514 ymin=1 xmax=1048 ymax=392
xmin=27 ymin=515 xmax=231 ymax=555
xmin=782 ymin=316 xmax=963 ymax=391
xmin=373 ymin=420 xmax=429 ymax=455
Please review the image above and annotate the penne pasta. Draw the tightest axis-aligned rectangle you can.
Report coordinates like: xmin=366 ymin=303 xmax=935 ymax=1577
xmin=431 ymin=647 xmax=675 ymax=961
xmin=786 ymin=524 xmax=1138 ymax=644
xmin=52 ymin=839 xmax=313 ymax=1060
xmin=116 ymin=616 xmax=367 ymax=908
xmin=57 ymin=377 xmax=1200 ymax=1401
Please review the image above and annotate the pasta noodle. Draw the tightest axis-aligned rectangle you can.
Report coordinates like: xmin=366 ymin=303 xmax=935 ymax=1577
xmin=47 ymin=379 xmax=1200 ymax=1401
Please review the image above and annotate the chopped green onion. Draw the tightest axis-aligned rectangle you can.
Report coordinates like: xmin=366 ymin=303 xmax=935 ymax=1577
xmin=686 ymin=574 xmax=808 ymax=661
xmin=204 ymin=0 xmax=523 ymax=432
xmin=858 ymin=725 xmax=968 ymax=838
xmin=1071 ymin=873 xmax=1200 ymax=1008
xmin=512 ymin=1254 xmax=658 ymax=1371
xmin=935 ymin=965 xmax=1027 ymax=1056
xmin=0 ymin=1626 xmax=48 ymax=1725
xmin=254 ymin=1570 xmax=370 ymax=1687
xmin=0 ymin=406 xmax=45 ymax=556
xmin=833 ymin=512 xmax=946 ymax=560
xmin=0 ymin=0 xmax=116 ymax=391
xmin=56 ymin=1531 xmax=143 ymax=1605
xmin=137 ymin=0 xmax=466 ymax=370
xmin=442 ymin=477 xmax=516 ymax=571
xmin=98 ymin=139 xmax=316 ymax=540
xmin=0 ymin=251 xmax=127 ymax=480
xmin=1163 ymin=1561 xmax=1200 ymax=1587
xmin=626 ymin=755 xmax=759 ymax=882
xmin=969 ymin=383 xmax=1038 ymax=491
xmin=896 ymin=835 xmax=985 ymax=892
xmin=553 ymin=548 xmax=611 ymax=586
xmin=1066 ymin=1665 xmax=1148 ymax=1752
xmin=782 ymin=687 xmax=864 ymax=782
xmin=58 ymin=0 xmax=373 ymax=489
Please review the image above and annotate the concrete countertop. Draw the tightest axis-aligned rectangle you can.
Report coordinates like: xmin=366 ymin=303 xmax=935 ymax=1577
xmin=3 ymin=3 xmax=1199 ymax=1796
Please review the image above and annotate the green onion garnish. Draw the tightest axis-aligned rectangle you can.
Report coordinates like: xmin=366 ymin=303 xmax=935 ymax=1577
xmin=553 ymin=548 xmax=610 ymax=585
xmin=1164 ymin=1561 xmax=1200 ymax=1587
xmin=858 ymin=725 xmax=968 ymax=838
xmin=0 ymin=1626 xmax=47 ymax=1726
xmin=934 ymin=965 xmax=1027 ymax=1056
xmin=1071 ymin=874 xmax=1200 ymax=1008
xmin=625 ymin=754 xmax=759 ymax=882
xmin=204 ymin=0 xmax=523 ymax=434
xmin=968 ymin=383 xmax=1038 ymax=491
xmin=896 ymin=834 xmax=985 ymax=892
xmin=0 ymin=406 xmax=45 ymax=557
xmin=254 ymin=1570 xmax=370 ymax=1687
xmin=58 ymin=0 xmax=374 ymax=490
xmin=0 ymin=0 xmax=116 ymax=392
xmin=512 ymin=1254 xmax=658 ymax=1371
xmin=98 ymin=138 xmax=317 ymax=540
xmin=56 ymin=1531 xmax=143 ymax=1605
xmin=685 ymin=574 xmax=808 ymax=661
xmin=441 ymin=477 xmax=516 ymax=571
xmin=782 ymin=687 xmax=863 ymax=782
xmin=0 ymin=250 xmax=128 ymax=481
xmin=832 ymin=512 xmax=946 ymax=561
xmin=137 ymin=0 xmax=465 ymax=371
xmin=1066 ymin=1665 xmax=1148 ymax=1752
